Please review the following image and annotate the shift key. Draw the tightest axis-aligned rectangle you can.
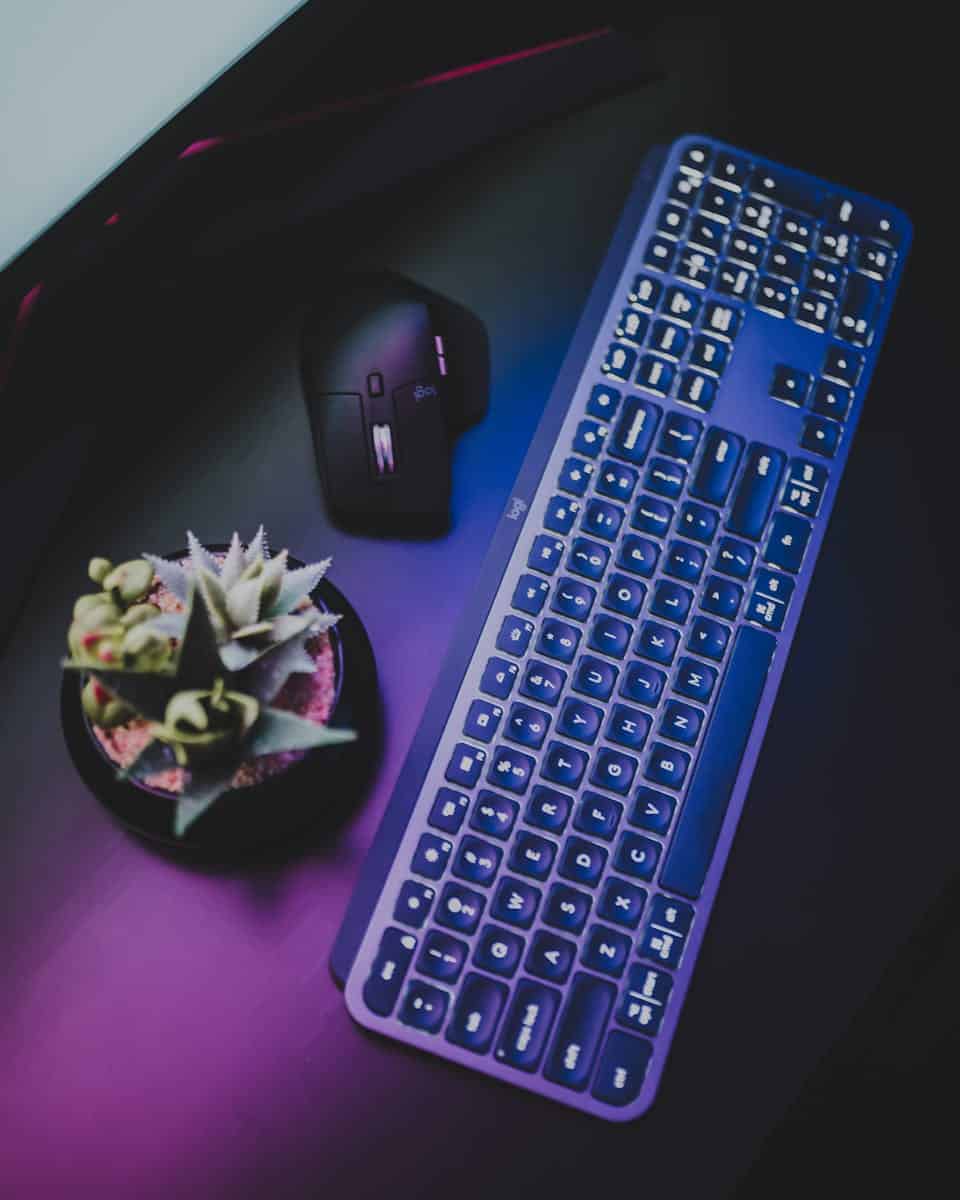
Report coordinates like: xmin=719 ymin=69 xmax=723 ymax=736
xmin=690 ymin=428 xmax=744 ymax=505
xmin=544 ymin=972 xmax=616 ymax=1090
xmin=727 ymin=444 xmax=785 ymax=540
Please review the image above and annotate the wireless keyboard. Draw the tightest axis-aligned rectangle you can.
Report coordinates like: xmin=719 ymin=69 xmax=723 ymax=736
xmin=340 ymin=134 xmax=911 ymax=1120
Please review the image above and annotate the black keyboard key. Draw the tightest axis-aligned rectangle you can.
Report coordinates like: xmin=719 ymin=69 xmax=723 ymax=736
xmin=528 ymin=931 xmax=577 ymax=983
xmin=794 ymin=292 xmax=834 ymax=334
xmin=591 ymin=748 xmax=639 ymax=795
xmin=632 ymin=494 xmax=673 ymax=535
xmin=651 ymin=580 xmax=693 ymax=624
xmin=764 ymin=241 xmax=805 ymax=284
xmin=765 ymin=511 xmax=812 ymax=572
xmin=418 ymin=929 xmax=468 ymax=982
xmin=488 ymin=745 xmax=536 ymax=794
xmin=520 ymin=660 xmax=565 ymax=707
xmin=702 ymin=301 xmax=741 ymax=339
xmin=587 ymin=383 xmax=621 ymax=420
xmin=728 ymin=228 xmax=764 ymax=268
xmin=687 ymin=616 xmax=730 ymax=661
xmin=588 ymin=613 xmax=633 ymax=658
xmin=660 ymin=626 xmax=775 ymax=897
xmin=807 ymin=257 xmax=844 ymax=299
xmin=429 ymin=786 xmax=470 ymax=833
xmin=512 ymin=573 xmax=551 ymax=616
xmin=680 ymin=142 xmax=712 ymax=173
xmin=537 ymin=618 xmax=581 ymax=663
xmin=544 ymin=883 xmax=592 ymax=933
xmin=582 ymin=924 xmax=632 ymax=977
xmin=700 ymin=183 xmax=739 ymax=223
xmin=715 ymin=261 xmax=754 ymax=301
xmin=816 ymin=224 xmax=853 ymax=264
xmin=644 ymin=743 xmax=690 ymax=790
xmin=673 ymin=657 xmax=718 ymax=703
xmin=596 ymin=460 xmax=639 ymax=502
xmin=644 ymin=235 xmax=677 ymax=272
xmin=480 ymin=656 xmax=518 ymax=699
xmin=645 ymin=457 xmax=687 ymax=499
xmin=607 ymin=396 xmax=662 ymax=465
xmin=436 ymin=882 xmax=485 ymax=933
xmin=603 ymin=573 xmax=646 ymax=618
xmin=662 ymin=284 xmax=701 ymax=324
xmin=560 ymin=836 xmax=608 ymax=886
xmin=614 ymin=832 xmax=661 ymax=879
xmin=689 ymin=333 xmax=729 ymax=374
xmin=638 ymin=922 xmax=685 ymax=968
xmin=777 ymin=209 xmax=815 ymax=252
xmin=363 ymin=927 xmax=417 ymax=1016
xmin=620 ymin=661 xmax=666 ymax=707
xmin=783 ymin=458 xmax=827 ymax=517
xmin=471 ymin=790 xmax=520 ymax=838
xmin=657 ymin=201 xmax=689 ymax=238
xmin=558 ymin=456 xmax=595 ymax=496
xmin=445 ymin=742 xmax=487 ymax=788
xmin=606 ymin=704 xmax=651 ymax=752
xmin=399 ymin=980 xmax=450 ymax=1033
xmin=572 ymin=419 xmax=608 ymax=459
xmin=573 ymin=654 xmax=618 ymax=701
xmin=660 ymin=700 xmax=704 ymax=745
xmin=691 ymin=427 xmax=744 ymax=505
xmin=543 ymin=495 xmax=581 ymax=535
xmin=557 ymin=697 xmax=604 ymax=744
xmin=754 ymin=276 xmax=793 ymax=318
xmin=464 ymin=699 xmax=503 ymax=743
xmin=856 ymin=239 xmax=895 ymax=281
xmin=618 ymin=963 xmax=673 ymax=1036
xmin=650 ymin=319 xmax=688 ymax=360
xmin=496 ymin=614 xmax=535 ymax=656
xmin=528 ymin=533 xmax=566 ymax=574
xmin=770 ymin=364 xmax=811 ymax=407
xmin=569 ymin=536 xmax=610 ymax=581
xmin=727 ymin=443 xmax=786 ymax=539
xmin=714 ymin=536 xmax=755 ymax=579
xmin=582 ymin=497 xmax=625 ymax=541
xmin=575 ymin=791 xmax=624 ymax=839
xmin=688 ymin=213 xmax=727 ymax=252
xmin=627 ymin=273 xmax=663 ymax=309
xmin=746 ymin=568 xmax=795 ymax=631
xmin=454 ymin=835 xmax=502 ymax=885
xmin=701 ymin=575 xmax=743 ymax=620
xmin=637 ymin=620 xmax=680 ymax=665
xmin=668 ymin=169 xmax=701 ymax=205
xmin=677 ymin=369 xmax=716 ymax=411
xmin=491 ymin=877 xmax=542 ymax=928
xmin=509 ymin=830 xmax=558 ymax=881
xmin=545 ymin=973 xmax=616 ymax=1091
xmin=636 ymin=354 xmax=674 ymax=396
xmin=598 ymin=878 xmax=647 ymax=928
xmin=497 ymin=980 xmax=561 ymax=1071
xmin=617 ymin=534 xmax=660 ymax=577
xmin=474 ymin=924 xmax=525 ymax=976
xmin=541 ymin=741 xmax=589 ymax=789
xmin=614 ymin=308 xmax=650 ymax=346
xmin=603 ymin=343 xmax=638 ymax=381
xmin=747 ymin=167 xmax=814 ymax=213
xmin=811 ymin=381 xmax=852 ymax=421
xmin=837 ymin=274 xmax=880 ymax=346
xmin=658 ymin=412 xmax=702 ymax=460
xmin=525 ymin=785 xmax=572 ymax=833
xmin=678 ymin=501 xmax=718 ymax=543
xmin=551 ymin=577 xmax=596 ymax=622
xmin=447 ymin=973 xmax=508 ymax=1053
xmin=592 ymin=1031 xmax=653 ymax=1106
xmin=630 ymin=787 xmax=676 ymax=836
xmin=676 ymin=248 xmax=714 ymax=289
xmin=412 ymin=832 xmax=454 ymax=879
xmin=740 ymin=197 xmax=776 ymax=236
xmin=712 ymin=151 xmax=748 ymax=190
xmin=664 ymin=539 xmax=706 ymax=583
xmin=822 ymin=345 xmax=863 ymax=387
xmin=394 ymin=879 xmax=435 ymax=928
xmin=801 ymin=414 xmax=841 ymax=458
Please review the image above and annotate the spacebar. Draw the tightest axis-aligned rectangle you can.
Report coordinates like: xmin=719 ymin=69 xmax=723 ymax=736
xmin=660 ymin=626 xmax=775 ymax=899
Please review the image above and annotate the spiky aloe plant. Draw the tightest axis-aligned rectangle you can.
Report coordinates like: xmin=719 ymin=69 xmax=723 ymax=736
xmin=64 ymin=529 xmax=355 ymax=835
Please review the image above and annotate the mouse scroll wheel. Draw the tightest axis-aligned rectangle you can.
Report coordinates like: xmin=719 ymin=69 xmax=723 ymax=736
xmin=371 ymin=423 xmax=396 ymax=476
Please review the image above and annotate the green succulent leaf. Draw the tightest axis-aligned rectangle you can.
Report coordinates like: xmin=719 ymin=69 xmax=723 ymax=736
xmin=195 ymin=567 xmax=230 ymax=640
xmin=142 ymin=554 xmax=189 ymax=603
xmin=63 ymin=662 xmax=177 ymax=722
xmin=173 ymin=761 xmax=237 ymax=835
xmin=173 ymin=582 xmax=228 ymax=691
xmin=244 ymin=525 xmax=269 ymax=565
xmin=225 ymin=574 xmax=263 ymax=629
xmin=217 ymin=611 xmax=315 ymax=671
xmin=263 ymin=558 xmax=332 ymax=619
xmin=219 ymin=532 xmax=245 ymax=590
xmin=244 ymin=631 xmax=317 ymax=703
xmin=186 ymin=530 xmax=221 ymax=577
xmin=245 ymin=707 xmax=356 ymax=758
xmin=258 ymin=550 xmax=288 ymax=611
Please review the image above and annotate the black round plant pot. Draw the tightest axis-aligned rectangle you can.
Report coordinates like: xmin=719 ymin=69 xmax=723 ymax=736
xmin=61 ymin=552 xmax=379 ymax=860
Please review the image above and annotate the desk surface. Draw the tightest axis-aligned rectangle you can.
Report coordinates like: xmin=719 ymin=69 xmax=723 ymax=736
xmin=1 ymin=33 xmax=955 ymax=1199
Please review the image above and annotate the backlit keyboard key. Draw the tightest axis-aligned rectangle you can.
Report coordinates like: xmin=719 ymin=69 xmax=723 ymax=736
xmin=727 ymin=444 xmax=785 ymax=539
xmin=614 ymin=832 xmax=661 ymax=879
xmin=837 ymin=274 xmax=880 ymax=346
xmin=582 ymin=925 xmax=631 ymax=976
xmin=629 ymin=787 xmax=675 ymax=835
xmin=454 ymin=836 xmax=502 ymax=885
xmin=512 ymin=574 xmax=550 ymax=615
xmin=764 ymin=241 xmax=804 ymax=284
xmin=509 ymin=831 xmax=558 ymax=881
xmin=610 ymin=396 xmax=661 ymax=464
xmin=520 ymin=660 xmax=565 ymax=706
xmin=551 ymin=577 xmax=596 ymax=622
xmin=528 ymin=931 xmax=577 ymax=983
xmin=598 ymin=878 xmax=647 ymax=928
xmin=691 ymin=428 xmax=743 ymax=505
xmin=643 ymin=235 xmax=677 ymax=272
xmin=755 ymin=277 xmax=792 ymax=318
xmin=618 ymin=963 xmax=672 ymax=1036
xmin=558 ymin=456 xmax=595 ymax=496
xmin=701 ymin=575 xmax=743 ymax=620
xmin=574 ymin=792 xmax=624 ymax=839
xmin=418 ymin=929 xmax=468 ymax=982
xmin=777 ymin=209 xmax=814 ymax=252
xmin=765 ymin=511 xmax=812 ymax=572
xmin=822 ymin=345 xmax=863 ymax=387
xmin=464 ymin=699 xmax=503 ymax=742
xmin=636 ymin=620 xmax=680 ymax=665
xmin=678 ymin=501 xmax=718 ymax=543
xmin=649 ymin=319 xmax=687 ymax=359
xmin=656 ymin=201 xmax=689 ymax=237
xmin=617 ymin=534 xmax=660 ymax=577
xmin=650 ymin=894 xmax=695 ymax=936
xmin=596 ymin=461 xmax=639 ymax=502
xmin=582 ymin=498 xmax=625 ymax=541
xmin=702 ymin=301 xmax=741 ymax=339
xmin=770 ymin=364 xmax=811 ymax=407
xmin=689 ymin=333 xmax=728 ymax=374
xmin=557 ymin=698 xmax=603 ymax=744
xmin=488 ymin=745 xmax=536 ymax=794
xmin=639 ymin=923 xmax=685 ymax=968
xmin=363 ymin=927 xmax=417 ymax=1016
xmin=673 ymin=657 xmax=717 ymax=703
xmin=606 ymin=704 xmax=651 ymax=752
xmin=687 ymin=616 xmax=730 ymax=660
xmin=573 ymin=419 xmax=608 ymax=458
xmin=399 ymin=981 xmax=449 ymax=1033
xmin=676 ymin=249 xmax=714 ymax=289
xmin=603 ymin=343 xmax=637 ymax=381
xmin=496 ymin=615 xmax=535 ymax=656
xmin=480 ymin=656 xmax=519 ymax=699
xmin=573 ymin=655 xmax=619 ymax=701
xmin=728 ymin=228 xmax=764 ymax=268
xmin=602 ymin=573 xmax=646 ymax=618
xmin=801 ymin=415 xmax=841 ymax=458
xmin=496 ymin=980 xmax=561 ymax=1071
xmin=569 ymin=537 xmax=610 ymax=581
xmin=559 ymin=836 xmax=608 ymax=886
xmin=436 ymin=883 xmax=485 ymax=934
xmin=394 ymin=880 xmax=435 ymax=928
xmin=591 ymin=747 xmax=639 ymax=795
xmin=474 ymin=924 xmax=524 ymax=976
xmin=528 ymin=534 xmax=566 ymax=574
xmin=447 ymin=973 xmax=508 ymax=1053
xmin=445 ymin=743 xmax=487 ymax=788
xmin=644 ymin=742 xmax=690 ymax=790
xmin=651 ymin=580 xmax=693 ymax=624
xmin=544 ymin=882 xmax=592 ymax=933
xmin=412 ymin=832 xmax=453 ymax=879
xmin=428 ymin=787 xmax=470 ymax=833
xmin=620 ymin=661 xmax=666 ymax=707
xmin=658 ymin=412 xmax=702 ymax=460
xmin=811 ymin=381 xmax=852 ymax=421
xmin=543 ymin=495 xmax=581 ymax=535
xmin=545 ymin=973 xmax=616 ymax=1090
xmin=491 ymin=877 xmax=541 ymax=927
xmin=714 ymin=536 xmax=755 ymax=579
xmin=677 ymin=368 xmax=716 ymax=411
xmin=746 ymin=569 xmax=795 ymax=631
xmin=541 ymin=741 xmax=589 ymax=789
xmin=795 ymin=292 xmax=834 ymax=333
xmin=614 ymin=308 xmax=650 ymax=346
xmin=645 ymin=457 xmax=687 ymax=499
xmin=668 ymin=169 xmax=701 ymax=204
xmin=664 ymin=539 xmax=706 ymax=583
xmin=627 ymin=273 xmax=663 ymax=309
xmin=632 ymin=494 xmax=673 ymax=535
xmin=588 ymin=614 xmax=633 ymax=658
xmin=537 ymin=618 xmax=581 ymax=663
xmin=660 ymin=700 xmax=703 ymax=745
xmin=586 ymin=383 xmax=621 ymax=419
xmin=592 ymin=1030 xmax=653 ymax=1106
xmin=470 ymin=791 xmax=519 ymax=838
xmin=525 ymin=786 xmax=572 ymax=833
xmin=662 ymin=284 xmax=700 ymax=324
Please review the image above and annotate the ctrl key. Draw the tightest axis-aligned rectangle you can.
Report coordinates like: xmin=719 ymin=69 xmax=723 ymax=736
xmin=447 ymin=972 xmax=509 ymax=1053
xmin=591 ymin=1031 xmax=653 ymax=1107
xmin=362 ymin=927 xmax=417 ymax=1016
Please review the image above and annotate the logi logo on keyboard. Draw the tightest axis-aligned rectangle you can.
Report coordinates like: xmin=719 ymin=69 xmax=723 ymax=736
xmin=506 ymin=497 xmax=528 ymax=521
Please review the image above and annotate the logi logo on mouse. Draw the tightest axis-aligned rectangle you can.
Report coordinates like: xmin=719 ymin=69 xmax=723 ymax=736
xmin=414 ymin=383 xmax=438 ymax=400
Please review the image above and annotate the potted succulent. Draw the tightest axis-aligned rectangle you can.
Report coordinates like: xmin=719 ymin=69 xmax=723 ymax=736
xmin=61 ymin=527 xmax=377 ymax=852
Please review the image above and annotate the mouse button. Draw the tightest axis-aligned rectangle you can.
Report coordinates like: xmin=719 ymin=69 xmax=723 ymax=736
xmin=393 ymin=382 xmax=449 ymax=458
xmin=310 ymin=392 xmax=368 ymax=495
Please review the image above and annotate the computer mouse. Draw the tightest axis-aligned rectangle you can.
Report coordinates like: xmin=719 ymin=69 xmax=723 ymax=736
xmin=301 ymin=272 xmax=489 ymax=533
